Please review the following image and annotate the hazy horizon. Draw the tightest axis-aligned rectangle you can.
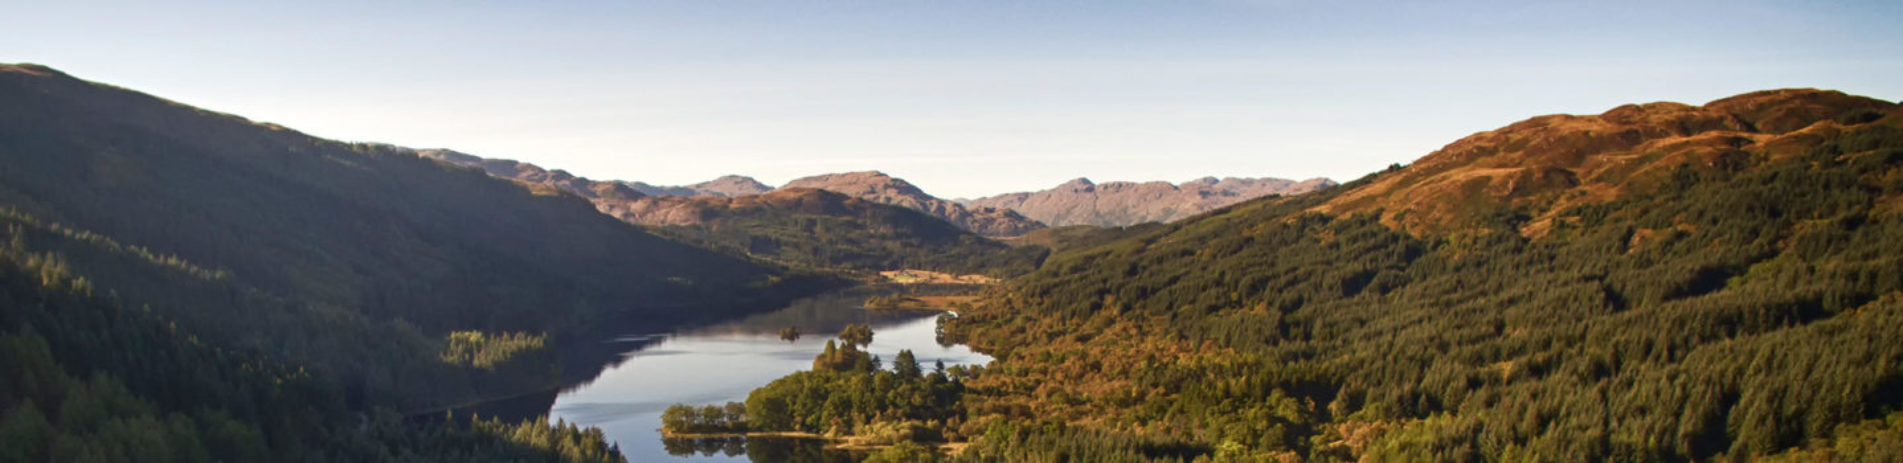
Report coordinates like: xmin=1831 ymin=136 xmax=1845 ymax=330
xmin=8 ymin=0 xmax=1900 ymax=198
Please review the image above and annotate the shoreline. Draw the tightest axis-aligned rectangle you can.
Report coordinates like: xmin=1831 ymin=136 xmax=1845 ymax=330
xmin=659 ymin=428 xmax=966 ymax=454
xmin=658 ymin=429 xmax=830 ymax=440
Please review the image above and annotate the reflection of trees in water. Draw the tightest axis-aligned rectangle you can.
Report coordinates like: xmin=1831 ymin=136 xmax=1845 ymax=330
xmin=660 ymin=437 xmax=859 ymax=462
xmin=556 ymin=289 xmax=932 ymax=392
xmin=661 ymin=437 xmax=745 ymax=458
xmin=681 ymin=289 xmax=940 ymax=337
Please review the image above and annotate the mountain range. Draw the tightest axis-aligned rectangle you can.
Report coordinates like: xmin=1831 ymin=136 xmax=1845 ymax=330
xmin=630 ymin=172 xmax=1338 ymax=229
xmin=415 ymin=151 xmax=1047 ymax=237
xmin=409 ymin=151 xmax=1048 ymax=275
xmin=418 ymin=151 xmax=1335 ymax=235
xmin=965 ymin=176 xmax=1336 ymax=227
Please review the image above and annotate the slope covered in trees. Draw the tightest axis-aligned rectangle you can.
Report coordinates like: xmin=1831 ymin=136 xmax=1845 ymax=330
xmin=932 ymin=89 xmax=1903 ymax=461
xmin=0 ymin=63 xmax=835 ymax=409
xmin=0 ymin=222 xmax=623 ymax=462
xmin=0 ymin=63 xmax=853 ymax=461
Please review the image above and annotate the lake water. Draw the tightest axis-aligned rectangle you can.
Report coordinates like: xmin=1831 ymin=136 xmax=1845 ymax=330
xmin=547 ymin=291 xmax=992 ymax=462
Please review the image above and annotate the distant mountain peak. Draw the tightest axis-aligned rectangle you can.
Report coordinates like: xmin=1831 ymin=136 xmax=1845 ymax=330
xmin=784 ymin=171 xmax=928 ymax=200
xmin=622 ymin=175 xmax=771 ymax=198
xmin=1058 ymin=178 xmax=1096 ymax=191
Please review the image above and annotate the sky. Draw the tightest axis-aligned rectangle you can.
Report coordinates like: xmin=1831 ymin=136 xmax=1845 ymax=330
xmin=6 ymin=1 xmax=1901 ymax=199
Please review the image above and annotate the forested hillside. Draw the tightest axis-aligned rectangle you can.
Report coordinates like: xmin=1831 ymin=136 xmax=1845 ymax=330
xmin=935 ymin=89 xmax=1903 ymax=461
xmin=0 ymin=63 xmax=833 ymax=410
xmin=0 ymin=234 xmax=623 ymax=461
xmin=0 ymin=63 xmax=841 ymax=461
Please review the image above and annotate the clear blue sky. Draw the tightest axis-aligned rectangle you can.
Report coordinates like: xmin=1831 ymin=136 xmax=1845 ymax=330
xmin=7 ymin=0 xmax=1900 ymax=198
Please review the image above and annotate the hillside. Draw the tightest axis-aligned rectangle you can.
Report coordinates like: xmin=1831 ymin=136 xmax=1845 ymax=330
xmin=0 ymin=63 xmax=834 ymax=460
xmin=926 ymin=89 xmax=1903 ymax=461
xmin=1003 ymin=223 xmax=1171 ymax=255
xmin=967 ymin=176 xmax=1336 ymax=227
xmin=783 ymin=171 xmax=1047 ymax=237
xmin=600 ymin=188 xmax=1047 ymax=276
xmin=1314 ymin=89 xmax=1896 ymax=237
xmin=0 ymin=63 xmax=803 ymax=341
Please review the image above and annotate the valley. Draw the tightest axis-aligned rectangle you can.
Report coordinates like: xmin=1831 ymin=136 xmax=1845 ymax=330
xmin=2 ymin=62 xmax=1900 ymax=463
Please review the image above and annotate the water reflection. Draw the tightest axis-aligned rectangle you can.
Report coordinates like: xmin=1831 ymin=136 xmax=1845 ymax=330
xmin=549 ymin=290 xmax=991 ymax=462
xmin=662 ymin=437 xmax=862 ymax=462
xmin=662 ymin=437 xmax=746 ymax=458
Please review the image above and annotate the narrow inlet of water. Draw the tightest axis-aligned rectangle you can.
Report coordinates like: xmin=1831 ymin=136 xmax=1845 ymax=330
xmin=548 ymin=291 xmax=992 ymax=462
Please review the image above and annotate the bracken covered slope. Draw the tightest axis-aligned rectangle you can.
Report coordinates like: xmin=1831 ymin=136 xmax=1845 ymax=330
xmin=1316 ymin=89 xmax=1896 ymax=237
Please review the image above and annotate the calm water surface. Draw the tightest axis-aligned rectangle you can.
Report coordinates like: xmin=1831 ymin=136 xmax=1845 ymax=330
xmin=549 ymin=292 xmax=992 ymax=462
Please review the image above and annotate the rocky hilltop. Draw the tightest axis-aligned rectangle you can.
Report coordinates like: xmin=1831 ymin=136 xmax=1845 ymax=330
xmin=967 ymin=176 xmax=1335 ymax=227
xmin=624 ymin=175 xmax=773 ymax=198
xmin=782 ymin=171 xmax=1046 ymax=237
